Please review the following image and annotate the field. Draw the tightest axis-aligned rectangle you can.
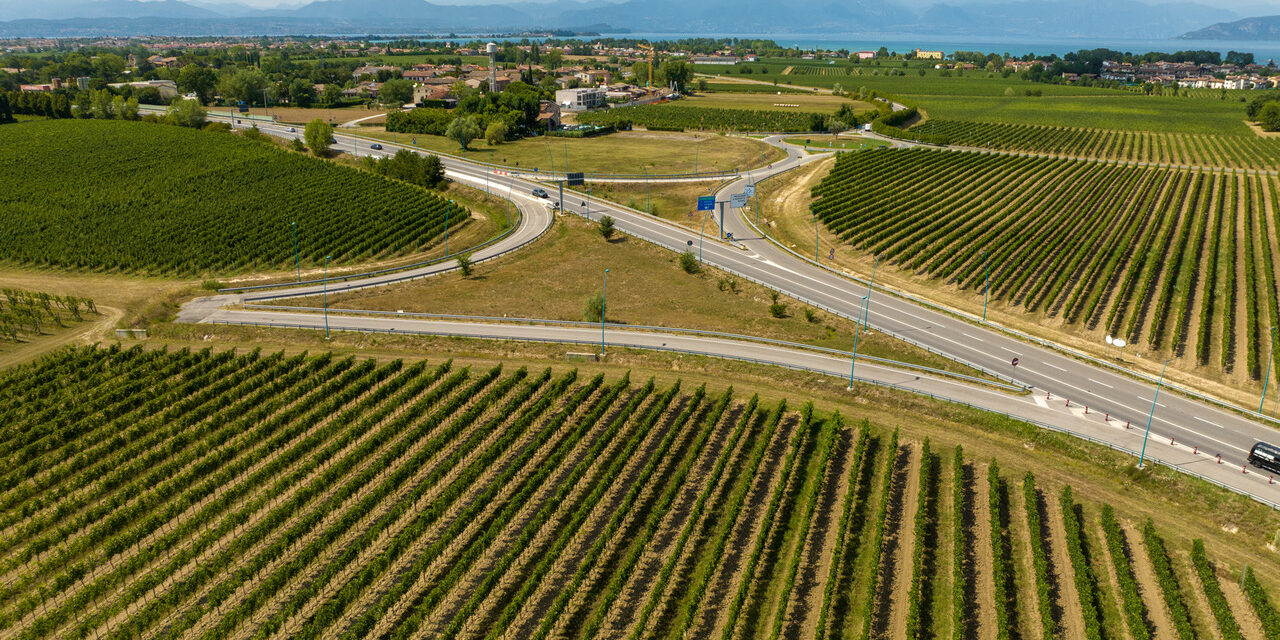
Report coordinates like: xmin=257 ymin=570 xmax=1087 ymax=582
xmin=808 ymin=147 xmax=1280 ymax=387
xmin=354 ymin=127 xmax=785 ymax=174
xmin=700 ymin=60 xmax=1255 ymax=134
xmin=237 ymin=106 xmax=387 ymax=125
xmin=701 ymin=83 xmax=815 ymax=94
xmin=907 ymin=120 xmax=1280 ymax=169
xmin=578 ymin=104 xmax=830 ymax=133
xmin=676 ymin=93 xmax=873 ymax=115
xmin=783 ymin=135 xmax=890 ymax=151
xmin=0 ymin=344 xmax=1276 ymax=640
xmin=0 ymin=119 xmax=462 ymax=276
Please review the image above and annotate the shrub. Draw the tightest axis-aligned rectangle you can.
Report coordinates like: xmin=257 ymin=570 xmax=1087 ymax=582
xmin=289 ymin=138 xmax=306 ymax=152
xmin=678 ymin=251 xmax=700 ymax=274
xmin=769 ymin=302 xmax=788 ymax=318
xmin=599 ymin=215 xmax=615 ymax=239
xmin=1191 ymin=539 xmax=1242 ymax=640
xmin=456 ymin=254 xmax=473 ymax=277
xmin=803 ymin=307 xmax=817 ymax=323
xmin=583 ymin=292 xmax=604 ymax=322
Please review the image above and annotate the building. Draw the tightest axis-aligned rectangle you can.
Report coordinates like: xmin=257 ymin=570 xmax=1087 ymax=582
xmin=537 ymin=100 xmax=561 ymax=130
xmin=352 ymin=65 xmax=400 ymax=80
xmin=75 ymin=76 xmax=91 ymax=90
xmin=855 ymin=51 xmax=876 ymax=60
xmin=19 ymin=83 xmax=55 ymax=92
xmin=107 ymin=79 xmax=178 ymax=99
xmin=555 ymin=87 xmax=605 ymax=110
xmin=403 ymin=69 xmax=437 ymax=81
xmin=914 ymin=49 xmax=944 ymax=60
xmin=575 ymin=69 xmax=611 ymax=85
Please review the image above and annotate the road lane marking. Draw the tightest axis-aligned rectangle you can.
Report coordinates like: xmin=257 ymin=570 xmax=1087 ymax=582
xmin=1195 ymin=416 xmax=1227 ymax=429
xmin=962 ymin=332 xmax=983 ymax=341
xmin=1042 ymin=362 xmax=1067 ymax=372
xmin=999 ymin=346 xmax=1019 ymax=354
xmin=1087 ymin=378 xmax=1114 ymax=389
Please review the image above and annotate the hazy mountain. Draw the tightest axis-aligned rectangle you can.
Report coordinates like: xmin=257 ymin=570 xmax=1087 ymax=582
xmin=1181 ymin=15 xmax=1280 ymax=40
xmin=0 ymin=0 xmax=1241 ymax=39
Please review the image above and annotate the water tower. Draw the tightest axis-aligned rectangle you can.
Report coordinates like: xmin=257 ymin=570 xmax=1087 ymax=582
xmin=486 ymin=42 xmax=498 ymax=92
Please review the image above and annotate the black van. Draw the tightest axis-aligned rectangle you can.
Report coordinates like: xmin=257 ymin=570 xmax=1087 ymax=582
xmin=1248 ymin=442 xmax=1280 ymax=474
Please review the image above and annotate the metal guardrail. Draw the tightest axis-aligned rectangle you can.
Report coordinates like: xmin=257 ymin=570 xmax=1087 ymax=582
xmin=241 ymin=304 xmax=1022 ymax=392
xmin=208 ymin=315 xmax=1279 ymax=511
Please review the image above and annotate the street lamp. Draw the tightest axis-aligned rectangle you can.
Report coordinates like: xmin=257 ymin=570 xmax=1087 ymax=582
xmin=291 ymin=221 xmax=299 ymax=283
xmin=1138 ymin=358 xmax=1172 ymax=469
xmin=849 ymin=294 xmax=868 ymax=389
xmin=322 ymin=254 xmax=331 ymax=340
xmin=600 ymin=268 xmax=609 ymax=358
xmin=862 ymin=256 xmax=879 ymax=330
xmin=1262 ymin=326 xmax=1277 ymax=412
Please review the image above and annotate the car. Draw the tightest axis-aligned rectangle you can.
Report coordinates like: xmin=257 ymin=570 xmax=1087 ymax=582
xmin=370 ymin=143 xmax=383 ymax=150
xmin=286 ymin=126 xmax=296 ymax=133
xmin=531 ymin=188 xmax=549 ymax=198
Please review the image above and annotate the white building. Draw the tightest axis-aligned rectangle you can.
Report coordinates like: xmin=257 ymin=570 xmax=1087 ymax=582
xmin=555 ymin=87 xmax=605 ymax=110
xmin=107 ymin=79 xmax=179 ymax=100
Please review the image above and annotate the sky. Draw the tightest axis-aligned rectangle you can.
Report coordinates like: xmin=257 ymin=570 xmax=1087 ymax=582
xmin=185 ymin=0 xmax=1274 ymax=10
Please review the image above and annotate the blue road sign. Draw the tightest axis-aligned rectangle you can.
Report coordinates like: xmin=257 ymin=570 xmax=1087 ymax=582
xmin=696 ymin=196 xmax=716 ymax=211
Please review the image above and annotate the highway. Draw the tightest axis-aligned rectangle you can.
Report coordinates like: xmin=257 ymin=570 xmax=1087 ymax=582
xmin=172 ymin=111 xmax=1280 ymax=507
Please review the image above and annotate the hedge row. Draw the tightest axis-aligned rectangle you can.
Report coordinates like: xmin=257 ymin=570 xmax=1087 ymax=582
xmin=1101 ymin=505 xmax=1152 ymax=640
xmin=1191 ymin=538 xmax=1243 ymax=640
xmin=1022 ymin=473 xmax=1056 ymax=640
xmin=1142 ymin=518 xmax=1196 ymax=640
xmin=1060 ymin=486 xmax=1104 ymax=640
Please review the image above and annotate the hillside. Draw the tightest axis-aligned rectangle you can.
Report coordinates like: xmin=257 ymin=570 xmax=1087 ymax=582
xmin=1182 ymin=14 xmax=1280 ymax=40
xmin=0 ymin=119 xmax=461 ymax=276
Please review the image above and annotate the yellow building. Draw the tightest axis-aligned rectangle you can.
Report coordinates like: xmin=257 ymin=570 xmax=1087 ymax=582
xmin=914 ymin=49 xmax=944 ymax=60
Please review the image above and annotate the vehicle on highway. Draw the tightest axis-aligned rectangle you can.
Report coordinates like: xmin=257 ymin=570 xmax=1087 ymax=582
xmin=287 ymin=127 xmax=296 ymax=132
xmin=531 ymin=188 xmax=549 ymax=198
xmin=550 ymin=201 xmax=560 ymax=211
xmin=371 ymin=143 xmax=383 ymax=150
xmin=1248 ymin=442 xmax=1280 ymax=474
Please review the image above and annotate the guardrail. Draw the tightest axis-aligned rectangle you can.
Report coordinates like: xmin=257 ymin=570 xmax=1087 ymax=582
xmin=240 ymin=304 xmax=1022 ymax=392
xmin=207 ymin=315 xmax=1279 ymax=511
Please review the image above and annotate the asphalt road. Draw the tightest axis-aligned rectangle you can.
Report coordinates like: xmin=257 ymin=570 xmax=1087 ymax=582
xmin=171 ymin=112 xmax=1280 ymax=506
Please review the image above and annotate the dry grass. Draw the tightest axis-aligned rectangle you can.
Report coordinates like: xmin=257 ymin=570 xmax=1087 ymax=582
xmin=352 ymin=128 xmax=785 ymax=175
xmin=236 ymin=106 xmax=388 ymax=125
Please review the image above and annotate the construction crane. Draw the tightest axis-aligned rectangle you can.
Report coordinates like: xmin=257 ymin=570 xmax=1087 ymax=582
xmin=638 ymin=42 xmax=656 ymax=88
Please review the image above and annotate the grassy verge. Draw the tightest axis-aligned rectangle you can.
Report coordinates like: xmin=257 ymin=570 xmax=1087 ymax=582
xmin=272 ymin=215 xmax=987 ymax=378
xmin=782 ymin=135 xmax=889 ymax=150
xmin=350 ymin=127 xmax=785 ymax=174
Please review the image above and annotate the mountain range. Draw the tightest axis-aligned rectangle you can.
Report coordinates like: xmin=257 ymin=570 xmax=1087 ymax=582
xmin=1180 ymin=15 xmax=1280 ymax=40
xmin=0 ymin=0 xmax=1244 ymax=40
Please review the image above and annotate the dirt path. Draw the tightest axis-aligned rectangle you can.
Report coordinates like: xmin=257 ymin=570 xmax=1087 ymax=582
xmin=1044 ymin=491 xmax=1087 ymax=640
xmin=884 ymin=445 xmax=922 ymax=640
xmin=1124 ymin=523 xmax=1176 ymax=640
xmin=972 ymin=463 xmax=998 ymax=640
xmin=789 ymin=428 xmax=857 ymax=640
xmin=1221 ymin=578 xmax=1268 ymax=640
xmin=0 ymin=305 xmax=123 ymax=369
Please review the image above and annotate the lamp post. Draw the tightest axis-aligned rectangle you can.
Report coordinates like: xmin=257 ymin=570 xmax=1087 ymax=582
xmin=600 ymin=268 xmax=609 ymax=358
xmin=849 ymin=294 xmax=868 ymax=389
xmin=1262 ymin=327 xmax=1277 ymax=412
xmin=445 ymin=200 xmax=454 ymax=257
xmin=982 ymin=250 xmax=990 ymax=323
xmin=1139 ymin=358 xmax=1172 ymax=469
xmin=863 ymin=256 xmax=879 ymax=330
xmin=322 ymin=254 xmax=331 ymax=340
xmin=291 ymin=221 xmax=299 ymax=283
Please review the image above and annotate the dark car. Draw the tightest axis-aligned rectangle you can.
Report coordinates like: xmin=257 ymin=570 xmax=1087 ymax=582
xmin=1249 ymin=442 xmax=1280 ymax=474
xmin=371 ymin=143 xmax=383 ymax=150
xmin=531 ymin=188 xmax=549 ymax=198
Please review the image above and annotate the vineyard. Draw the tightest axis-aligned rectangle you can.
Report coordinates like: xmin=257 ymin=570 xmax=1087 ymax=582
xmin=0 ymin=288 xmax=96 ymax=343
xmin=810 ymin=148 xmax=1280 ymax=381
xmin=905 ymin=119 xmax=1280 ymax=170
xmin=578 ymin=104 xmax=826 ymax=132
xmin=0 ymin=345 xmax=1276 ymax=640
xmin=0 ymin=119 xmax=464 ymax=275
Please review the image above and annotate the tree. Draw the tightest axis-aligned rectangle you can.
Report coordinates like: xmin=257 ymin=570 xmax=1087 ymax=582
xmin=120 ymin=96 xmax=139 ymax=120
xmin=1260 ymin=102 xmax=1280 ymax=132
xmin=289 ymin=137 xmax=306 ymax=152
xmin=456 ymin=253 xmax=474 ymax=277
xmin=380 ymin=78 xmax=414 ymax=106
xmin=599 ymin=215 xmax=615 ymax=239
xmin=321 ymin=84 xmax=342 ymax=106
xmin=678 ymin=251 xmax=700 ymax=274
xmin=445 ymin=115 xmax=481 ymax=150
xmin=165 ymin=98 xmax=207 ymax=128
xmin=544 ymin=48 xmax=564 ymax=71
xmin=631 ymin=61 xmax=650 ymax=85
xmin=484 ymin=120 xmax=508 ymax=145
xmin=91 ymin=90 xmax=114 ymax=119
xmin=177 ymin=63 xmax=217 ymax=103
xmin=288 ymin=78 xmax=315 ymax=108
xmin=660 ymin=60 xmax=691 ymax=93
xmin=110 ymin=95 xmax=127 ymax=119
xmin=219 ymin=68 xmax=268 ymax=106
xmin=304 ymin=118 xmax=333 ymax=156
xmin=583 ymin=292 xmax=604 ymax=322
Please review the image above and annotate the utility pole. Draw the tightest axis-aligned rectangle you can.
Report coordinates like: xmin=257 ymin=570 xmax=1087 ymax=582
xmin=1139 ymin=358 xmax=1172 ymax=469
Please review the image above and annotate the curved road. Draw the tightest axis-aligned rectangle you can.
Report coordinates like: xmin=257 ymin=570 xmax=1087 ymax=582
xmin=175 ymin=116 xmax=1280 ymax=507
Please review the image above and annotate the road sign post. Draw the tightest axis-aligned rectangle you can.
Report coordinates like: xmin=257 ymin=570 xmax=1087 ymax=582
xmin=696 ymin=196 xmax=716 ymax=212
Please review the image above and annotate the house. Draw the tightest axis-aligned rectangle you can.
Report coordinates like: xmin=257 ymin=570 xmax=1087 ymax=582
xmin=413 ymin=83 xmax=450 ymax=104
xmin=914 ymin=49 xmax=944 ymax=60
xmin=403 ymin=69 xmax=437 ymax=81
xmin=352 ymin=65 xmax=399 ymax=80
xmin=854 ymin=51 xmax=876 ymax=60
xmin=742 ymin=55 xmax=758 ymax=62
xmin=19 ymin=83 xmax=55 ymax=92
xmin=107 ymin=79 xmax=179 ymax=99
xmin=1005 ymin=60 xmax=1048 ymax=73
xmin=555 ymin=87 xmax=605 ymax=110
xmin=537 ymin=100 xmax=561 ymax=130
xmin=575 ymin=69 xmax=611 ymax=85
xmin=691 ymin=55 xmax=740 ymax=65
xmin=145 ymin=55 xmax=180 ymax=68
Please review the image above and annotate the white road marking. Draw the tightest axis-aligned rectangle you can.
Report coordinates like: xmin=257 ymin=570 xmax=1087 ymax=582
xmin=1195 ymin=416 xmax=1227 ymax=429
xmin=1136 ymin=396 xmax=1167 ymax=409
xmin=1042 ymin=361 xmax=1067 ymax=372
xmin=999 ymin=346 xmax=1019 ymax=354
xmin=1088 ymin=378 xmax=1114 ymax=389
xmin=962 ymin=332 xmax=984 ymax=341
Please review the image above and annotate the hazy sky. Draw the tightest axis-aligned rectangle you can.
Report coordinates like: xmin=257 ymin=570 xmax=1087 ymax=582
xmin=187 ymin=0 xmax=1274 ymax=8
